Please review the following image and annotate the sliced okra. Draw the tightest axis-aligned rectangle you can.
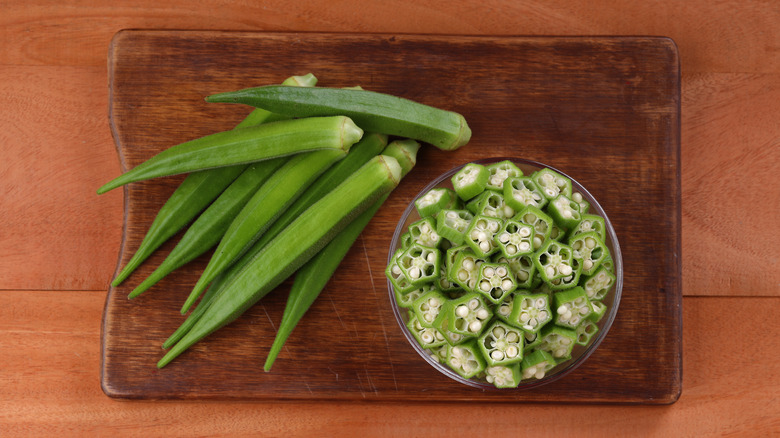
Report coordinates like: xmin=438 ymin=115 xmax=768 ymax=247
xmin=385 ymin=248 xmax=416 ymax=295
xmin=495 ymin=218 xmax=535 ymax=259
xmin=399 ymin=231 xmax=413 ymax=250
xmin=485 ymin=160 xmax=523 ymax=192
xmin=428 ymin=344 xmax=449 ymax=363
xmin=407 ymin=314 xmax=447 ymax=349
xmin=536 ymin=324 xmax=578 ymax=361
xmin=475 ymin=262 xmax=517 ymax=304
xmin=547 ymin=194 xmax=582 ymax=231
xmin=436 ymin=314 xmax=468 ymax=346
xmin=547 ymin=257 xmax=583 ymax=291
xmin=575 ymin=320 xmax=599 ymax=346
xmin=494 ymin=254 xmax=538 ymax=290
xmin=531 ymin=168 xmax=572 ymax=201
xmin=568 ymin=231 xmax=608 ymax=276
xmin=533 ymin=239 xmax=576 ymax=284
xmin=509 ymin=293 xmax=553 ymax=334
xmin=394 ymin=284 xmax=436 ymax=308
xmin=552 ymin=286 xmax=592 ymax=329
xmin=411 ymin=289 xmax=449 ymax=328
xmin=478 ymin=321 xmax=525 ymax=366
xmin=447 ymin=292 xmax=493 ymax=337
xmin=435 ymin=253 xmax=461 ymax=293
xmin=582 ymin=266 xmax=617 ymax=301
xmin=466 ymin=190 xmax=515 ymax=219
xmin=485 ymin=363 xmax=522 ymax=389
xmin=571 ymin=213 xmax=606 ymax=242
xmin=494 ymin=291 xmax=517 ymax=327
xmin=600 ymin=255 xmax=615 ymax=274
xmin=587 ymin=300 xmax=608 ymax=323
xmin=520 ymin=349 xmax=556 ymax=380
xmin=515 ymin=206 xmax=554 ymax=250
xmin=408 ymin=217 xmax=442 ymax=248
xmin=571 ymin=191 xmax=590 ymax=214
xmin=522 ymin=330 xmax=543 ymax=353
xmin=465 ymin=214 xmax=503 ymax=257
xmin=446 ymin=339 xmax=487 ymax=379
xmin=435 ymin=209 xmax=474 ymax=245
xmin=503 ymin=176 xmax=548 ymax=211
xmin=451 ymin=162 xmax=489 ymax=201
xmin=415 ymin=187 xmax=458 ymax=218
xmin=449 ymin=249 xmax=485 ymax=291
xmin=397 ymin=243 xmax=441 ymax=286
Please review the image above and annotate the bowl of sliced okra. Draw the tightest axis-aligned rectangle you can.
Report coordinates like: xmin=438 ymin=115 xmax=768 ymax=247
xmin=386 ymin=158 xmax=623 ymax=390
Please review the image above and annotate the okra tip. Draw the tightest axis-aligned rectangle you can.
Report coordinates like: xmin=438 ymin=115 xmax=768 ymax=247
xmin=445 ymin=113 xmax=472 ymax=151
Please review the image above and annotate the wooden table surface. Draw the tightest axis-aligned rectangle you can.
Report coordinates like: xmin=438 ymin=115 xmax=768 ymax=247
xmin=1 ymin=1 xmax=778 ymax=436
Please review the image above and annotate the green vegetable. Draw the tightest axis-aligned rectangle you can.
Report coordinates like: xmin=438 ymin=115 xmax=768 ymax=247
xmin=446 ymin=340 xmax=486 ymax=379
xmin=510 ymin=293 xmax=553 ymax=334
xmin=520 ymin=349 xmax=556 ymax=380
xmin=435 ymin=210 xmax=473 ymax=246
xmin=552 ymin=286 xmax=592 ymax=329
xmin=451 ymin=163 xmax=489 ymax=201
xmin=415 ymin=188 xmax=457 ymax=218
xmin=206 ymin=86 xmax=471 ymax=151
xmin=97 ymin=115 xmax=363 ymax=194
xmin=182 ymin=148 xmax=348 ymax=313
xmin=475 ymin=262 xmax=517 ymax=304
xmin=158 ymin=155 xmax=402 ymax=368
xmin=485 ymin=160 xmax=522 ymax=192
xmin=478 ymin=321 xmax=524 ymax=366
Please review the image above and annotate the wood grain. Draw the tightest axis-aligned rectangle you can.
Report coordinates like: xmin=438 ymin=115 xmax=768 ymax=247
xmin=100 ymin=31 xmax=680 ymax=402
xmin=3 ymin=292 xmax=778 ymax=436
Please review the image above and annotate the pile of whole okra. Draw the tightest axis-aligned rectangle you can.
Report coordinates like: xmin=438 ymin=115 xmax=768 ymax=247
xmin=98 ymin=74 xmax=472 ymax=370
xmin=386 ymin=160 xmax=618 ymax=388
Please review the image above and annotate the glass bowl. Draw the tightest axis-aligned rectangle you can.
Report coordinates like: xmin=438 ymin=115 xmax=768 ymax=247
xmin=386 ymin=157 xmax=623 ymax=390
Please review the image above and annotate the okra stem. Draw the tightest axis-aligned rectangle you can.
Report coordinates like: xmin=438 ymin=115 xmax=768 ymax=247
xmin=158 ymin=155 xmax=402 ymax=368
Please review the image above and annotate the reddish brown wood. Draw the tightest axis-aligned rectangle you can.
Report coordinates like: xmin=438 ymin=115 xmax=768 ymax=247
xmin=101 ymin=30 xmax=681 ymax=402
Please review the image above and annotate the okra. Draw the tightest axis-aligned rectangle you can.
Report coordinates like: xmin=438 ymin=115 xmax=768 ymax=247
xmin=127 ymin=157 xmax=286 ymax=299
xmin=503 ymin=176 xmax=547 ymax=212
xmin=485 ymin=160 xmax=523 ymax=192
xmin=206 ymin=86 xmax=471 ymax=151
xmin=475 ymin=262 xmax=517 ymax=304
xmin=447 ymin=292 xmax=492 ymax=337
xmin=494 ymin=254 xmax=537 ymax=290
xmin=446 ymin=340 xmax=486 ymax=379
xmin=411 ymin=289 xmax=449 ymax=328
xmin=407 ymin=315 xmax=448 ymax=349
xmin=415 ymin=188 xmax=458 ymax=218
xmin=451 ymin=163 xmax=489 ymax=201
xmin=181 ymin=148 xmax=347 ymax=313
xmin=547 ymin=194 xmax=582 ymax=231
xmin=571 ymin=191 xmax=590 ymax=214
xmin=536 ymin=324 xmax=578 ymax=361
xmin=478 ymin=321 xmax=524 ymax=366
xmin=531 ymin=168 xmax=572 ymax=201
xmin=450 ymin=250 xmax=486 ymax=292
xmin=407 ymin=217 xmax=442 ymax=248
xmin=515 ymin=206 xmax=554 ymax=250
xmin=510 ymin=293 xmax=553 ymax=334
xmin=397 ymin=243 xmax=441 ymax=287
xmin=520 ymin=350 xmax=556 ymax=380
xmin=587 ymin=300 xmax=608 ymax=323
xmin=568 ymin=231 xmax=608 ymax=277
xmin=158 ymin=155 xmax=402 ymax=368
xmin=485 ymin=363 xmax=522 ymax=388
xmin=466 ymin=190 xmax=515 ymax=219
xmin=465 ymin=215 xmax=503 ymax=258
xmin=575 ymin=320 xmax=599 ymax=346
xmin=571 ymin=213 xmax=607 ymax=242
xmin=435 ymin=210 xmax=473 ymax=246
xmin=495 ymin=218 xmax=535 ymax=259
xmin=110 ymin=73 xmax=317 ymax=285
xmin=552 ymin=286 xmax=592 ymax=329
xmin=395 ymin=284 xmax=434 ymax=308
xmin=582 ymin=266 xmax=617 ymax=301
xmin=97 ymin=115 xmax=363 ymax=194
xmin=533 ymin=239 xmax=576 ymax=284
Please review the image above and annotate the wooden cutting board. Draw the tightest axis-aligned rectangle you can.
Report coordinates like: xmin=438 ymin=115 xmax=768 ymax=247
xmin=101 ymin=30 xmax=681 ymax=403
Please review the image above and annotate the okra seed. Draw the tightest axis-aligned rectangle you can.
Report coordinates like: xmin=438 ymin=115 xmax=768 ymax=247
xmin=545 ymin=266 xmax=555 ymax=278
xmin=507 ymin=245 xmax=517 ymax=255
xmin=554 ymin=348 xmax=567 ymax=357
xmin=480 ymin=281 xmax=491 ymax=292
xmin=456 ymin=305 xmax=469 ymax=317
xmin=506 ymin=332 xmax=519 ymax=343
xmin=529 ymin=317 xmax=538 ymax=326
xmin=563 ymin=310 xmax=572 ymax=320
xmin=506 ymin=346 xmax=518 ymax=358
xmin=560 ymin=338 xmax=571 ymax=345
xmin=477 ymin=308 xmax=490 ymax=320
xmin=491 ymin=350 xmax=504 ymax=361
xmin=524 ymin=366 xmax=537 ymax=377
xmin=468 ymin=299 xmax=480 ymax=310
xmin=543 ymin=174 xmax=553 ymax=182
xmin=535 ymin=298 xmax=546 ymax=308
xmin=421 ymin=332 xmax=434 ymax=343
xmin=429 ymin=298 xmax=440 ymax=307
xmin=470 ymin=230 xmax=480 ymax=240
xmin=560 ymin=264 xmax=573 ymax=276
xmin=533 ymin=237 xmax=543 ymax=248
xmin=538 ymin=310 xmax=548 ymax=320
xmin=484 ymin=267 xmax=495 ymax=277
xmin=545 ymin=188 xmax=556 ymax=197
xmin=498 ymin=305 xmax=511 ymax=316
xmin=501 ymin=279 xmax=513 ymax=290
xmin=426 ymin=253 xmax=436 ymax=263
xmin=392 ymin=266 xmax=401 ymax=275
xmin=520 ymin=313 xmax=530 ymax=322
xmin=424 ymin=314 xmax=434 ymax=322
xmin=414 ymin=320 xmax=424 ymax=330
xmin=517 ymin=271 xmax=529 ymax=281
xmin=499 ymin=233 xmax=510 ymax=243
xmin=535 ymin=369 xmax=546 ymax=379
xmin=450 ymin=357 xmax=462 ymax=368
xmin=497 ymin=266 xmax=507 ymax=276
xmin=492 ymin=326 xmax=505 ymax=337
xmin=557 ymin=305 xmax=568 ymax=315
xmin=584 ymin=260 xmax=593 ymax=270
xmin=447 ymin=211 xmax=458 ymax=219
xmin=458 ymin=270 xmax=469 ymax=281
xmin=469 ymin=321 xmax=482 ymax=333
xmin=523 ymin=324 xmax=533 ymax=331
xmin=573 ymin=193 xmax=583 ymax=202
xmin=555 ymin=178 xmax=566 ymax=187
xmin=563 ymin=209 xmax=572 ymax=219
xmin=570 ymin=316 xmax=580 ymax=325
xmin=503 ymin=206 xmax=514 ymax=217
xmin=409 ymin=267 xmax=421 ymax=279
xmin=585 ymin=237 xmax=596 ymax=249
xmin=421 ymin=224 xmax=430 ymax=233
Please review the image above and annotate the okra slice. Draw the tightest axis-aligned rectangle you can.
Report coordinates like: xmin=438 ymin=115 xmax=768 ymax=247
xmin=415 ymin=187 xmax=457 ymax=218
xmin=386 ymin=248 xmax=416 ymax=295
xmin=394 ymin=284 xmax=436 ymax=308
xmin=494 ymin=291 xmax=517 ymax=327
xmin=446 ymin=339 xmax=487 ymax=379
xmin=503 ymin=176 xmax=548 ymax=211
xmin=411 ymin=289 xmax=449 ymax=328
xmin=447 ymin=292 xmax=493 ymax=337
xmin=397 ymin=243 xmax=441 ymax=286
xmin=575 ymin=320 xmax=600 ymax=346
xmin=533 ymin=239 xmax=576 ymax=284
xmin=531 ymin=168 xmax=572 ymax=201
xmin=571 ymin=213 xmax=606 ymax=242
xmin=495 ymin=218 xmax=535 ymax=259
xmin=465 ymin=215 xmax=503 ymax=257
xmin=520 ymin=350 xmax=557 ymax=380
xmin=536 ymin=325 xmax=578 ymax=361
xmin=478 ymin=321 xmax=525 ymax=366
xmin=451 ymin=162 xmax=489 ymax=201
xmin=568 ymin=231 xmax=608 ymax=276
xmin=510 ymin=293 xmax=553 ymax=334
xmin=587 ymin=300 xmax=608 ymax=323
xmin=475 ymin=262 xmax=517 ymax=304
xmin=449 ymin=250 xmax=487 ymax=292
xmin=552 ymin=286 xmax=592 ymax=329
xmin=408 ymin=217 xmax=442 ymax=248
xmin=407 ymin=314 xmax=448 ymax=349
xmin=428 ymin=345 xmax=449 ymax=363
xmin=582 ymin=266 xmax=617 ymax=301
xmin=436 ymin=314 xmax=468 ymax=346
xmin=522 ymin=331 xmax=543 ymax=353
xmin=435 ymin=248 xmax=461 ymax=293
xmin=547 ymin=194 xmax=582 ymax=231
xmin=571 ymin=191 xmax=590 ymax=214
xmin=494 ymin=254 xmax=537 ymax=290
xmin=466 ymin=190 xmax=515 ymax=219
xmin=435 ymin=209 xmax=474 ymax=245
xmin=485 ymin=160 xmax=523 ymax=192
xmin=514 ymin=206 xmax=554 ymax=250
xmin=485 ymin=363 xmax=522 ymax=389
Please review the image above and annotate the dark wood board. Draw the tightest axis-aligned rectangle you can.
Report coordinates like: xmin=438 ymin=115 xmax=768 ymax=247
xmin=101 ymin=30 xmax=681 ymax=403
